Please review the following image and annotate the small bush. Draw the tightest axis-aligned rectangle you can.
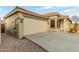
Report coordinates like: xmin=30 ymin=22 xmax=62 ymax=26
xmin=69 ymin=28 xmax=75 ymax=33
xmin=69 ymin=26 xmax=77 ymax=33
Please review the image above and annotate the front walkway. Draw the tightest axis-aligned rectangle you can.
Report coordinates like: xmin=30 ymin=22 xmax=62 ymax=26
xmin=0 ymin=33 xmax=46 ymax=52
xmin=25 ymin=32 xmax=79 ymax=52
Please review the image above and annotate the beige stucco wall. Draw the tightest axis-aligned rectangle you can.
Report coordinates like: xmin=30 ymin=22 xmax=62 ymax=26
xmin=23 ymin=17 xmax=47 ymax=36
xmin=5 ymin=13 xmax=19 ymax=33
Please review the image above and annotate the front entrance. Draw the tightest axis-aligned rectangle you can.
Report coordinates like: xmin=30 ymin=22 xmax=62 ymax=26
xmin=50 ymin=19 xmax=64 ymax=31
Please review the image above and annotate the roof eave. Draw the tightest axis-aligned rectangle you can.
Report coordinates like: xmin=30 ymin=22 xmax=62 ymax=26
xmin=4 ymin=7 xmax=47 ymax=20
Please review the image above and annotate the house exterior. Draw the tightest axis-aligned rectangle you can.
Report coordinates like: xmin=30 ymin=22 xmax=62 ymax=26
xmin=4 ymin=7 xmax=72 ymax=38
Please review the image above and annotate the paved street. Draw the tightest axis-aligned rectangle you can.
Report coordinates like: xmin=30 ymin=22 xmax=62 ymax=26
xmin=25 ymin=32 xmax=79 ymax=52
xmin=0 ymin=33 xmax=46 ymax=52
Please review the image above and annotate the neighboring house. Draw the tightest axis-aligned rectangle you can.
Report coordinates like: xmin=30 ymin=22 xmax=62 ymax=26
xmin=4 ymin=7 xmax=72 ymax=38
xmin=72 ymin=21 xmax=79 ymax=33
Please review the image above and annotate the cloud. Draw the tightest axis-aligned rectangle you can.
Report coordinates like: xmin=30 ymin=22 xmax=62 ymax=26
xmin=41 ymin=6 xmax=52 ymax=9
xmin=39 ymin=6 xmax=53 ymax=10
xmin=0 ymin=8 xmax=6 ymax=18
xmin=0 ymin=8 xmax=4 ymax=12
xmin=62 ymin=9 xmax=76 ymax=13
xmin=63 ymin=9 xmax=70 ymax=12
xmin=59 ymin=8 xmax=79 ymax=17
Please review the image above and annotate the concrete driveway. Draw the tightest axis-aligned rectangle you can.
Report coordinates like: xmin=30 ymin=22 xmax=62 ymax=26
xmin=25 ymin=32 xmax=79 ymax=52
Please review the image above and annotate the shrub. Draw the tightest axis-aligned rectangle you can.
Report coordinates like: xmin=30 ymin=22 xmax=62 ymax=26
xmin=69 ymin=23 xmax=77 ymax=33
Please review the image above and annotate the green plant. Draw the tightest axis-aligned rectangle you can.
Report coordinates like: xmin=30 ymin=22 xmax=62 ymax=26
xmin=69 ymin=24 xmax=77 ymax=33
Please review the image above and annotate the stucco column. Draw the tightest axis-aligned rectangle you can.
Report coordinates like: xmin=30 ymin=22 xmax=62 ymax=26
xmin=18 ymin=18 xmax=24 ymax=38
xmin=55 ymin=19 xmax=57 ymax=29
xmin=18 ymin=13 xmax=24 ymax=38
xmin=60 ymin=20 xmax=64 ymax=31
xmin=57 ymin=20 xmax=59 ymax=28
xmin=64 ymin=18 xmax=69 ymax=32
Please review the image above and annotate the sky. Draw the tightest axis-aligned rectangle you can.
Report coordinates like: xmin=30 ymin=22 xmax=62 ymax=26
xmin=0 ymin=6 xmax=79 ymax=19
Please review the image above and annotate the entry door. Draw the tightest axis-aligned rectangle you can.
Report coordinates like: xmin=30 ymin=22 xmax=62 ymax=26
xmin=1 ymin=24 xmax=5 ymax=33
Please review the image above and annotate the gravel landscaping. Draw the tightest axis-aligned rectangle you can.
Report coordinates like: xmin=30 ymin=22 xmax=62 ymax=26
xmin=0 ymin=33 xmax=46 ymax=52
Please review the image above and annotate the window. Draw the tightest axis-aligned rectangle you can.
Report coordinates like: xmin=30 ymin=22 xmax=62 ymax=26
xmin=50 ymin=20 xmax=55 ymax=28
